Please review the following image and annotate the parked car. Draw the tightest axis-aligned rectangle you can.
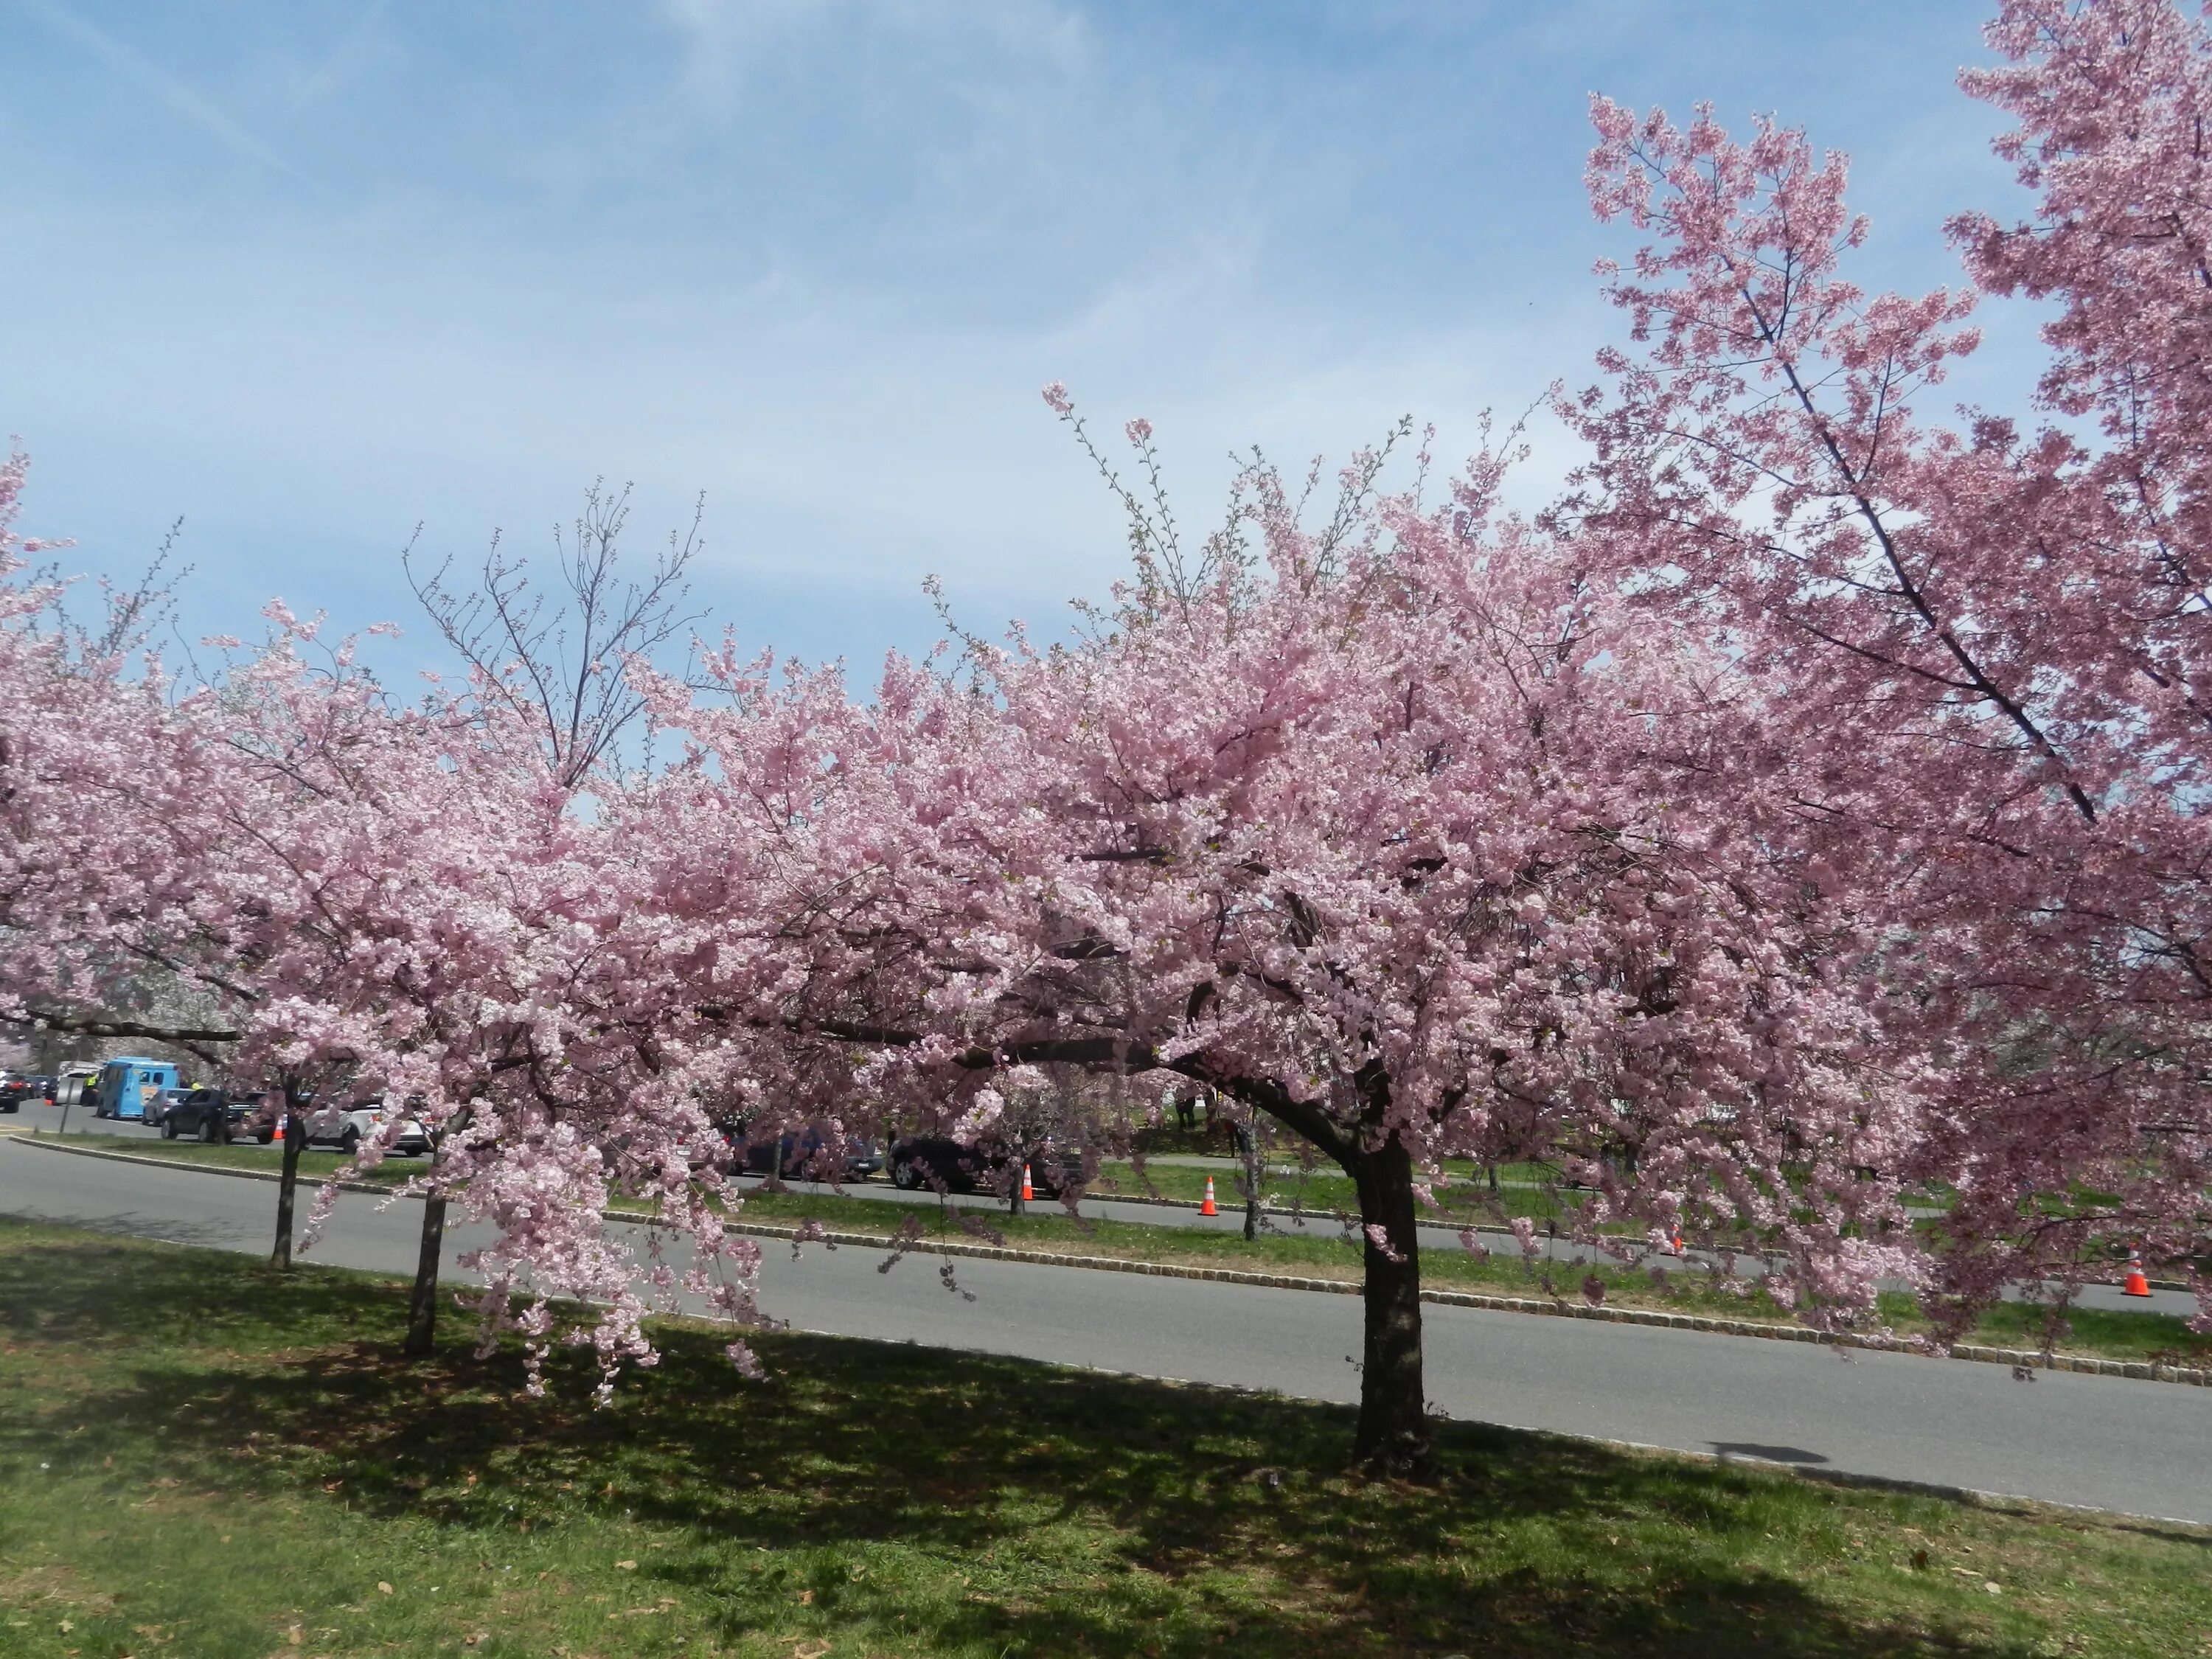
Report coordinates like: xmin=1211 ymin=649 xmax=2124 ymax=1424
xmin=720 ymin=1119 xmax=882 ymax=1182
xmin=886 ymin=1132 xmax=1083 ymax=1196
xmin=254 ymin=1094 xmax=431 ymax=1156
xmin=160 ymin=1087 xmax=246 ymax=1142
xmin=29 ymin=1075 xmax=56 ymax=1102
xmin=0 ymin=1071 xmax=31 ymax=1112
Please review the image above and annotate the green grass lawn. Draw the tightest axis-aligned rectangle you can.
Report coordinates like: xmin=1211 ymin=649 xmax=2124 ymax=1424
xmin=1091 ymin=1156 xmax=1578 ymax=1221
xmin=28 ymin=1130 xmax=417 ymax=1186
xmin=0 ymin=1218 xmax=2206 ymax=1658
xmin=27 ymin=1135 xmax=2208 ymax=1369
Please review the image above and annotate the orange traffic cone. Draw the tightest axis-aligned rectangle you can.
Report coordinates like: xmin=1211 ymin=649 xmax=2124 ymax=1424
xmin=271 ymin=1119 xmax=285 ymax=1144
xmin=2122 ymin=1250 xmax=2152 ymax=1298
xmin=1200 ymin=1176 xmax=1218 ymax=1217
xmin=1666 ymin=1225 xmax=1684 ymax=1257
xmin=1020 ymin=1164 xmax=1034 ymax=1203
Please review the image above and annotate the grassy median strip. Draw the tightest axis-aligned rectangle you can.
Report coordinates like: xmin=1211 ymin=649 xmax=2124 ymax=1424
xmin=0 ymin=1217 xmax=2205 ymax=1658
xmin=1091 ymin=1157 xmax=1578 ymax=1221
xmin=29 ymin=1134 xmax=2210 ymax=1370
xmin=38 ymin=1132 xmax=417 ymax=1186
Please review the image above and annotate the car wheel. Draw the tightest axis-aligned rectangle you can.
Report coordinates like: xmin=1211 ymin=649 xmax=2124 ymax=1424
xmin=891 ymin=1156 xmax=922 ymax=1190
xmin=161 ymin=1116 xmax=177 ymax=1139
xmin=339 ymin=1127 xmax=361 ymax=1156
xmin=255 ymin=1128 xmax=273 ymax=1145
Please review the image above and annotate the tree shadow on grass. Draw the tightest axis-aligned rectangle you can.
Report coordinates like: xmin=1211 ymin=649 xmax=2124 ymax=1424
xmin=0 ymin=1227 xmax=2119 ymax=1658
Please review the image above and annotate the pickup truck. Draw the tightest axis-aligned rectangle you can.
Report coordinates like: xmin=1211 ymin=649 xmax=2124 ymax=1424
xmin=159 ymin=1088 xmax=247 ymax=1141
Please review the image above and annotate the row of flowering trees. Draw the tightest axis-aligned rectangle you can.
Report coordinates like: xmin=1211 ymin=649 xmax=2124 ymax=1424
xmin=3 ymin=0 xmax=2205 ymax=1470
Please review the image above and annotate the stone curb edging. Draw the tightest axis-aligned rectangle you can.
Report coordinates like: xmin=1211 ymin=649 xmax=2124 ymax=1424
xmin=15 ymin=1134 xmax=2206 ymax=1388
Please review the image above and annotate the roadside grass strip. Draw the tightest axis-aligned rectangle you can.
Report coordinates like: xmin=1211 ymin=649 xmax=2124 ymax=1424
xmin=27 ymin=1134 xmax=2212 ymax=1375
xmin=1090 ymin=1157 xmax=1582 ymax=1222
xmin=0 ymin=1218 xmax=2208 ymax=1658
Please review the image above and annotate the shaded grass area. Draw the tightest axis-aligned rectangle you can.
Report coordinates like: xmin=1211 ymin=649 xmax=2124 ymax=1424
xmin=1 ymin=1218 xmax=2208 ymax=1658
xmin=29 ymin=1135 xmax=2208 ymax=1368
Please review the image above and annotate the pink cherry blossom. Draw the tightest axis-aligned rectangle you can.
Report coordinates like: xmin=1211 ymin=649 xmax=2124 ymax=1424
xmin=1566 ymin=0 xmax=2211 ymax=1335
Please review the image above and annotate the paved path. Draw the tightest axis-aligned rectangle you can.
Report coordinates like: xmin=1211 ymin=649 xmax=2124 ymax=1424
xmin=2 ymin=1134 xmax=2208 ymax=1524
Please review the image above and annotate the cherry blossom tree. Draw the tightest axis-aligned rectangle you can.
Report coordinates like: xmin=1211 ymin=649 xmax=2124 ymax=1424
xmin=622 ymin=406 xmax=1924 ymax=1471
xmin=1 ymin=463 xmax=766 ymax=1388
xmin=180 ymin=586 xmax=768 ymax=1387
xmin=1560 ymin=0 xmax=2212 ymax=1329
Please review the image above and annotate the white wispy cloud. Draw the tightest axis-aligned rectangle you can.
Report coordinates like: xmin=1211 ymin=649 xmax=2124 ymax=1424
xmin=23 ymin=0 xmax=307 ymax=180
xmin=281 ymin=0 xmax=392 ymax=119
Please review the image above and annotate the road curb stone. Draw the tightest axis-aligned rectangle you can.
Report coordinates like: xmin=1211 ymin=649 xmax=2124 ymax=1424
xmin=15 ymin=1133 xmax=2205 ymax=1388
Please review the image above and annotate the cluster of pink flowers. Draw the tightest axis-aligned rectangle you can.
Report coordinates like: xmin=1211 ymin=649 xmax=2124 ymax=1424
xmin=1566 ymin=0 xmax=2211 ymax=1328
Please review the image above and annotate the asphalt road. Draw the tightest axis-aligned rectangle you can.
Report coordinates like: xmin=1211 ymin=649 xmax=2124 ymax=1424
xmin=14 ymin=1100 xmax=2193 ymax=1318
xmin=3 ymin=1132 xmax=2208 ymax=1525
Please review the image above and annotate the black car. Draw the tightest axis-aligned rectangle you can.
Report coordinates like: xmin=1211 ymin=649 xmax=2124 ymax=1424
xmin=161 ymin=1087 xmax=246 ymax=1142
xmin=0 ymin=1073 xmax=29 ymax=1112
xmin=721 ymin=1120 xmax=882 ymax=1183
xmin=886 ymin=1133 xmax=1083 ymax=1197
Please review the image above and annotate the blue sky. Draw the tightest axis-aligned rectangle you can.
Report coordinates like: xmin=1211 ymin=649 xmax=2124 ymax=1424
xmin=2 ymin=1 xmax=2031 ymax=677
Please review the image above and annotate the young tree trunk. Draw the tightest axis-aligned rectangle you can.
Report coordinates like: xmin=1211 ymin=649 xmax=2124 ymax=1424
xmin=1347 ymin=1133 xmax=1429 ymax=1475
xmin=404 ymin=1194 xmax=448 ymax=1357
xmin=271 ymin=1085 xmax=306 ymax=1270
xmin=1238 ymin=1119 xmax=1262 ymax=1242
xmin=403 ymin=1105 xmax=470 ymax=1359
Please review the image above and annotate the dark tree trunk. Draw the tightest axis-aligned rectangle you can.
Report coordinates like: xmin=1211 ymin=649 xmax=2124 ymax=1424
xmin=404 ymin=1194 xmax=448 ymax=1357
xmin=271 ymin=1087 xmax=306 ymax=1270
xmin=403 ymin=1105 xmax=470 ymax=1359
xmin=1346 ymin=1133 xmax=1429 ymax=1475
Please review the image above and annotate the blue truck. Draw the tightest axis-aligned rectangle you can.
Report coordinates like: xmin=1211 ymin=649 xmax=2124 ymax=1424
xmin=92 ymin=1057 xmax=181 ymax=1122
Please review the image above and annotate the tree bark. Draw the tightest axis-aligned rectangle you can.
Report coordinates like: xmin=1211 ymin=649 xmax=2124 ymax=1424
xmin=1346 ymin=1133 xmax=1430 ymax=1475
xmin=1237 ymin=1120 xmax=1262 ymax=1242
xmin=404 ymin=1194 xmax=448 ymax=1357
xmin=271 ymin=1084 xmax=306 ymax=1270
xmin=403 ymin=1105 xmax=471 ymax=1359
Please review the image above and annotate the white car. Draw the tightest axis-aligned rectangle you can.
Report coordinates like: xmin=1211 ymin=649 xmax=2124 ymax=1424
xmin=257 ymin=1096 xmax=432 ymax=1156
